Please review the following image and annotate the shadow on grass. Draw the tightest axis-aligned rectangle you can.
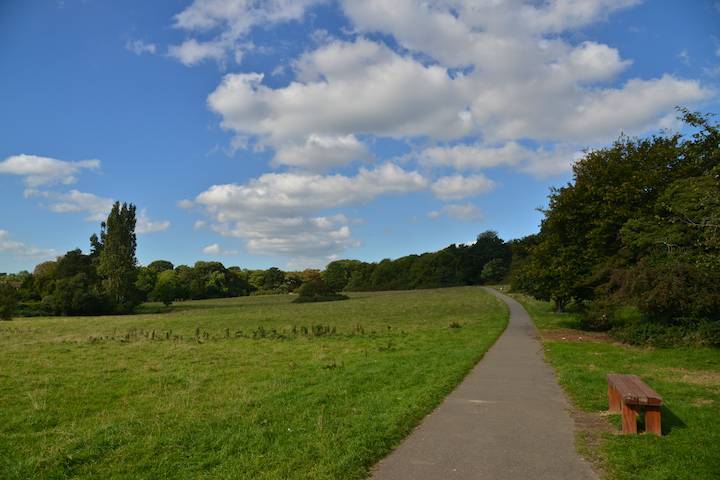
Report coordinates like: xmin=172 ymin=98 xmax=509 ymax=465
xmin=135 ymin=296 xmax=302 ymax=315
xmin=659 ymin=405 xmax=687 ymax=435
xmin=607 ymin=405 xmax=686 ymax=436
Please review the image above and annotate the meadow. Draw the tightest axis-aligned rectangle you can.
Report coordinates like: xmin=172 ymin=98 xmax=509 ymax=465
xmin=0 ymin=287 xmax=507 ymax=479
xmin=511 ymin=293 xmax=720 ymax=480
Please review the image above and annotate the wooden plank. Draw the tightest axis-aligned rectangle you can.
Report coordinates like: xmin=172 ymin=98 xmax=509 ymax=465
xmin=608 ymin=384 xmax=622 ymax=413
xmin=607 ymin=374 xmax=662 ymax=406
xmin=621 ymin=402 xmax=638 ymax=434
xmin=645 ymin=406 xmax=662 ymax=436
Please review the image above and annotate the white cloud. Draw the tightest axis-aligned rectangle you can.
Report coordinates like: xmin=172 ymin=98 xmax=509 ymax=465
xmin=207 ymin=31 xmax=707 ymax=174
xmin=202 ymin=243 xmax=220 ymax=254
xmin=0 ymin=154 xmax=99 ymax=188
xmin=519 ymin=147 xmax=587 ymax=178
xmin=178 ymin=199 xmax=195 ymax=209
xmin=27 ymin=189 xmax=113 ymax=222
xmin=162 ymin=0 xmax=714 ymax=268
xmin=341 ymin=0 xmax=639 ymax=67
xmin=125 ymin=39 xmax=157 ymax=55
xmin=428 ymin=204 xmax=483 ymax=222
xmin=207 ymin=39 xmax=471 ymax=147
xmin=170 ymin=0 xmax=322 ymax=67
xmin=431 ymin=174 xmax=495 ymax=200
xmin=419 ymin=142 xmax=527 ymax=170
xmin=190 ymin=163 xmax=425 ymax=262
xmin=0 ymin=230 xmax=57 ymax=259
xmin=419 ymin=142 xmax=584 ymax=177
xmin=272 ymin=134 xmax=369 ymax=170
xmin=168 ymin=38 xmax=227 ymax=66
xmin=136 ymin=209 xmax=171 ymax=235
xmin=194 ymin=163 xmax=427 ymax=219
xmin=194 ymin=220 xmax=207 ymax=229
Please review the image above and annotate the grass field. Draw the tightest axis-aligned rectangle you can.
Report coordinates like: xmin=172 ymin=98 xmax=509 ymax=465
xmin=0 ymin=287 xmax=507 ymax=479
xmin=511 ymin=292 xmax=720 ymax=480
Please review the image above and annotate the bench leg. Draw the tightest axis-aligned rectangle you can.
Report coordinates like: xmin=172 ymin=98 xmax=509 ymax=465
xmin=621 ymin=403 xmax=638 ymax=434
xmin=608 ymin=384 xmax=622 ymax=413
xmin=645 ymin=406 xmax=662 ymax=436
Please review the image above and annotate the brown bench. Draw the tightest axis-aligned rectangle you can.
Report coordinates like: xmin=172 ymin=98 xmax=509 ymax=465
xmin=607 ymin=374 xmax=663 ymax=436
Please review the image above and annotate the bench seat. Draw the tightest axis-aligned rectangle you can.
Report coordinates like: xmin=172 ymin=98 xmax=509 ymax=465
xmin=607 ymin=373 xmax=663 ymax=436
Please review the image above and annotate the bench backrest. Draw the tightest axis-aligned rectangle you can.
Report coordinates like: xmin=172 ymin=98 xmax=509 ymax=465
xmin=607 ymin=374 xmax=662 ymax=406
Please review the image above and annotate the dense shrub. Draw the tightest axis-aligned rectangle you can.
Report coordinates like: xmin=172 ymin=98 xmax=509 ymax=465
xmin=0 ymin=282 xmax=18 ymax=320
xmin=611 ymin=320 xmax=720 ymax=348
xmin=293 ymin=278 xmax=348 ymax=303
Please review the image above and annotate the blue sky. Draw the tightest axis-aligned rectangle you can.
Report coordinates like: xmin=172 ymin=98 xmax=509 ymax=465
xmin=1 ymin=0 xmax=719 ymax=273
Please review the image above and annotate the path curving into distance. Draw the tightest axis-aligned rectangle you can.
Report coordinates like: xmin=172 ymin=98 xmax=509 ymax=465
xmin=370 ymin=287 xmax=597 ymax=480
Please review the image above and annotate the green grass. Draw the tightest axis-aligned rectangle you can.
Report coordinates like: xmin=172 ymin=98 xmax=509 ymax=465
xmin=511 ymin=292 xmax=720 ymax=480
xmin=0 ymin=287 xmax=507 ymax=479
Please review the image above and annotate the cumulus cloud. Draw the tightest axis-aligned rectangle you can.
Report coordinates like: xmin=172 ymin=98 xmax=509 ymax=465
xmin=136 ymin=209 xmax=171 ymax=234
xmin=125 ymin=39 xmax=157 ymax=55
xmin=418 ymin=142 xmax=584 ymax=177
xmin=168 ymin=39 xmax=228 ymax=66
xmin=428 ymin=204 xmax=483 ymax=221
xmin=169 ymin=0 xmax=322 ymax=67
xmin=163 ymin=0 xmax=713 ymax=267
xmin=26 ymin=189 xmax=168 ymax=230
xmin=419 ymin=142 xmax=527 ymax=170
xmin=203 ymin=243 xmax=221 ymax=254
xmin=203 ymin=2 xmax=708 ymax=173
xmin=0 ymin=230 xmax=57 ymax=259
xmin=189 ymin=164 xmax=426 ymax=262
xmin=27 ymin=189 xmax=114 ymax=221
xmin=272 ymin=134 xmax=369 ymax=170
xmin=202 ymin=243 xmax=238 ymax=255
xmin=193 ymin=163 xmax=427 ymax=219
xmin=208 ymin=40 xmax=471 ymax=149
xmin=0 ymin=154 xmax=99 ymax=189
xmin=431 ymin=174 xmax=495 ymax=200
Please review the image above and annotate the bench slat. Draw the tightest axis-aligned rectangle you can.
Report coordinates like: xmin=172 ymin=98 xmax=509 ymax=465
xmin=607 ymin=374 xmax=662 ymax=406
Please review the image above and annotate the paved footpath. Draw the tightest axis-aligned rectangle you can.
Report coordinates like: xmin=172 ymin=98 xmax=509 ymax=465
xmin=370 ymin=287 xmax=597 ymax=480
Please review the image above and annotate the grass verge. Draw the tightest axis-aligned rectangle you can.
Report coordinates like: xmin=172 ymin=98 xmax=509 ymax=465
xmin=511 ymin=292 xmax=720 ymax=480
xmin=0 ymin=286 xmax=506 ymax=479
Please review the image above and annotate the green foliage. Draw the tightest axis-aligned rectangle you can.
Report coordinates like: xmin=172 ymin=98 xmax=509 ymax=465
xmin=96 ymin=202 xmax=140 ymax=313
xmin=263 ymin=267 xmax=285 ymax=291
xmin=337 ymin=231 xmax=510 ymax=292
xmin=150 ymin=270 xmax=178 ymax=306
xmin=0 ymin=281 xmax=18 ymax=320
xmin=324 ymin=259 xmax=363 ymax=291
xmin=480 ymin=258 xmax=508 ymax=284
xmin=293 ymin=277 xmax=348 ymax=303
xmin=40 ymin=249 xmax=109 ymax=316
xmin=134 ymin=266 xmax=157 ymax=301
xmin=147 ymin=260 xmax=174 ymax=273
xmin=513 ymin=110 xmax=720 ymax=341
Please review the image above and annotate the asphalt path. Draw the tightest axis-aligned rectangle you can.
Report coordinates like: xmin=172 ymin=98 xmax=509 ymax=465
xmin=370 ymin=287 xmax=597 ymax=480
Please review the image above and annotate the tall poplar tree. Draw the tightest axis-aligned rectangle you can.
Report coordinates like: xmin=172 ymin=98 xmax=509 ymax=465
xmin=96 ymin=202 xmax=140 ymax=313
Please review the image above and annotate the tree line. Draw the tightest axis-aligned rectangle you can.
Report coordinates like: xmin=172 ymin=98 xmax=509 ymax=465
xmin=323 ymin=231 xmax=510 ymax=292
xmin=0 ymin=228 xmax=512 ymax=318
xmin=1 ymin=108 xmax=717 ymax=348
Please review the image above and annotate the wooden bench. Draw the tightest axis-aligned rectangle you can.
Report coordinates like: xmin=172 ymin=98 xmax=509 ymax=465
xmin=607 ymin=374 xmax=663 ymax=436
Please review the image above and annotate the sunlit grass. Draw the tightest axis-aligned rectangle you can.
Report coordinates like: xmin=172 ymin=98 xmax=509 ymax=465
xmin=0 ymin=287 xmax=507 ymax=479
xmin=511 ymin=292 xmax=720 ymax=480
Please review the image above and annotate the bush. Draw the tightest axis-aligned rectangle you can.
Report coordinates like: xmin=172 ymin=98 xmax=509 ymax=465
xmin=150 ymin=270 xmax=178 ymax=306
xmin=610 ymin=319 xmax=720 ymax=348
xmin=0 ymin=282 xmax=18 ymax=320
xmin=480 ymin=258 xmax=508 ymax=284
xmin=293 ymin=278 xmax=349 ymax=304
xmin=14 ymin=300 xmax=52 ymax=317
